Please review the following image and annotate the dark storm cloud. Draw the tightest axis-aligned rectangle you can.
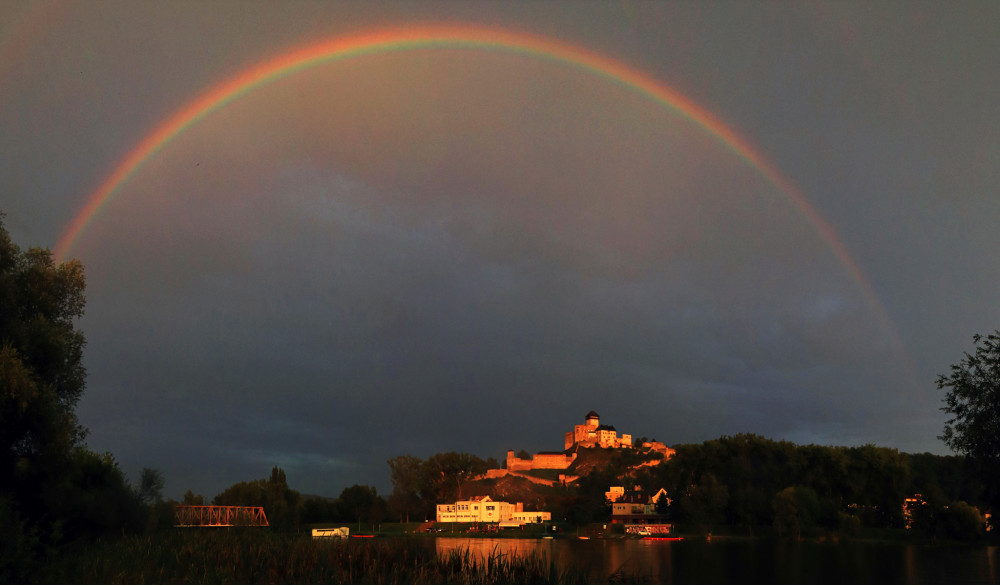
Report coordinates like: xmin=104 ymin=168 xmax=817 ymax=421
xmin=4 ymin=2 xmax=999 ymax=498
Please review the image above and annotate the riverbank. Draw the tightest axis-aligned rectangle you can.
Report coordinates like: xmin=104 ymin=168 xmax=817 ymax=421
xmin=318 ymin=521 xmax=1000 ymax=547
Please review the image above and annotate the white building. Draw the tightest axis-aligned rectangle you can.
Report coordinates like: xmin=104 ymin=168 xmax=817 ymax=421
xmin=512 ymin=510 xmax=551 ymax=524
xmin=436 ymin=496 xmax=551 ymax=525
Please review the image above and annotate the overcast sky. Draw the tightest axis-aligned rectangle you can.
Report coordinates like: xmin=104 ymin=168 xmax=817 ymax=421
xmin=3 ymin=1 xmax=998 ymax=499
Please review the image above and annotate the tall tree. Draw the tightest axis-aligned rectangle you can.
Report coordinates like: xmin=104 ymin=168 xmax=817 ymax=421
xmin=265 ymin=466 xmax=302 ymax=531
xmin=938 ymin=331 xmax=1000 ymax=521
xmin=181 ymin=490 xmax=205 ymax=505
xmin=0 ymin=214 xmax=138 ymax=579
xmin=1 ymin=213 xmax=87 ymax=503
xmin=337 ymin=484 xmax=382 ymax=523
xmin=387 ymin=455 xmax=423 ymax=523
xmin=1 ymin=213 xmax=92 ymax=545
xmin=420 ymin=452 xmax=489 ymax=506
xmin=938 ymin=332 xmax=1000 ymax=464
xmin=772 ymin=486 xmax=819 ymax=539
xmin=137 ymin=468 xmax=165 ymax=506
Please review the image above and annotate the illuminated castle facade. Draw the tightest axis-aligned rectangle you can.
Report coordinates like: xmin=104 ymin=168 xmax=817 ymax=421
xmin=564 ymin=410 xmax=632 ymax=450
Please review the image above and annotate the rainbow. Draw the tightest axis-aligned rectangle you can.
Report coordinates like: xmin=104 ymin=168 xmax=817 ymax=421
xmin=56 ymin=25 xmax=860 ymax=293
xmin=0 ymin=0 xmax=68 ymax=82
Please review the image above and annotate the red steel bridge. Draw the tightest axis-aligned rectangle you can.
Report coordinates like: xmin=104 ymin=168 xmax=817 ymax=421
xmin=174 ymin=505 xmax=269 ymax=527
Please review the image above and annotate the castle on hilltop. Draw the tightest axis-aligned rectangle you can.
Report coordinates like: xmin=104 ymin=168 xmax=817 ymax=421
xmin=504 ymin=411 xmax=671 ymax=473
xmin=564 ymin=410 xmax=632 ymax=450
xmin=487 ymin=410 xmax=673 ymax=482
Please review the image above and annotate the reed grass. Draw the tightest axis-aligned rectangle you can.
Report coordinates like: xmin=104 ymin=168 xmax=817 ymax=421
xmin=43 ymin=531 xmax=624 ymax=585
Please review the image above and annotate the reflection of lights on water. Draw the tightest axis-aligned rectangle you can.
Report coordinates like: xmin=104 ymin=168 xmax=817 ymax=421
xmin=988 ymin=547 xmax=997 ymax=585
xmin=434 ymin=537 xmax=553 ymax=562
xmin=432 ymin=537 xmax=671 ymax=580
xmin=432 ymin=539 xmax=1000 ymax=584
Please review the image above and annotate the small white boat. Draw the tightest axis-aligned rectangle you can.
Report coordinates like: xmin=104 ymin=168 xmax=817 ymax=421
xmin=312 ymin=527 xmax=350 ymax=539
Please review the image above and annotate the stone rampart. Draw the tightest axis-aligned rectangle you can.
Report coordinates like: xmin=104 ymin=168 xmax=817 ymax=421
xmin=506 ymin=450 xmax=576 ymax=471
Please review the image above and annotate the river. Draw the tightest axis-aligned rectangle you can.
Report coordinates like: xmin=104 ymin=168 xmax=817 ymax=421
xmin=433 ymin=537 xmax=999 ymax=584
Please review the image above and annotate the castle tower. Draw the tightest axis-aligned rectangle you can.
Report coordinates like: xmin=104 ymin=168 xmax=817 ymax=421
xmin=566 ymin=410 xmax=604 ymax=449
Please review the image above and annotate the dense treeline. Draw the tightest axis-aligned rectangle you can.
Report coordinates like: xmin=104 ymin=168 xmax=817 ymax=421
xmin=301 ymin=484 xmax=387 ymax=526
xmin=383 ymin=437 xmax=990 ymax=540
xmin=612 ymin=434 xmax=988 ymax=538
xmin=175 ymin=468 xmax=392 ymax=530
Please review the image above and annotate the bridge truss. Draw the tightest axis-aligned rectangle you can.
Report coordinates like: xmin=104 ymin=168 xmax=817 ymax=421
xmin=174 ymin=505 xmax=269 ymax=527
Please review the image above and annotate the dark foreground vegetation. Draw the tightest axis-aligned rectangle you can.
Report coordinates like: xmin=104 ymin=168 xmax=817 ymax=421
xmin=44 ymin=530 xmax=599 ymax=585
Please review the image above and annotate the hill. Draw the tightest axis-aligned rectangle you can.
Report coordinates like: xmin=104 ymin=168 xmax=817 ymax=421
xmin=460 ymin=474 xmax=557 ymax=513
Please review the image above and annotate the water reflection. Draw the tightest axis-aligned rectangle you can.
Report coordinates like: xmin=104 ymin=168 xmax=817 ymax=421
xmin=433 ymin=537 xmax=1000 ymax=585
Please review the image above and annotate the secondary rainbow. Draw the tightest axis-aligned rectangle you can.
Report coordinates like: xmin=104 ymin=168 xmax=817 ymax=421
xmin=56 ymin=25 xmax=861 ymax=295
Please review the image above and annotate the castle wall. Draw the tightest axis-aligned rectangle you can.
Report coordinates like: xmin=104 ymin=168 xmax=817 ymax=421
xmin=506 ymin=449 xmax=576 ymax=471
xmin=532 ymin=452 xmax=576 ymax=469
xmin=506 ymin=450 xmax=532 ymax=471
xmin=505 ymin=412 xmax=662 ymax=481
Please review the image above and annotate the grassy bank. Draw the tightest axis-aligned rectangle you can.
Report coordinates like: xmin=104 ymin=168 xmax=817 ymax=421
xmin=42 ymin=530 xmax=604 ymax=585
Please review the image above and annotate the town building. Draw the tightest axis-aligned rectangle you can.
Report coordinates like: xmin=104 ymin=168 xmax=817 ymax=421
xmin=435 ymin=496 xmax=551 ymax=525
xmin=609 ymin=486 xmax=671 ymax=533
xmin=512 ymin=509 xmax=551 ymax=524
xmin=902 ymin=494 xmax=926 ymax=529
xmin=902 ymin=494 xmax=992 ymax=532
xmin=605 ymin=486 xmax=625 ymax=503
